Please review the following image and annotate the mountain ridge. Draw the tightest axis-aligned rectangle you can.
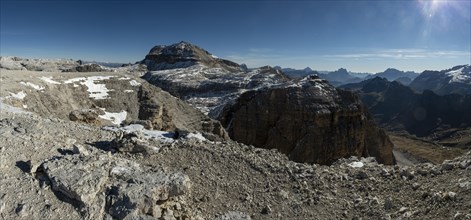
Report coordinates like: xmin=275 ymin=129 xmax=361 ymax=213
xmin=410 ymin=64 xmax=471 ymax=95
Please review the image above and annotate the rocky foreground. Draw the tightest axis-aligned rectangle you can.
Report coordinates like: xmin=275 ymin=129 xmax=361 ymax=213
xmin=1 ymin=109 xmax=470 ymax=219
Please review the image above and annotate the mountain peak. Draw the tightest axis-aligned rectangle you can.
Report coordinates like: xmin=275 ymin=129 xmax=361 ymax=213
xmin=148 ymin=41 xmax=208 ymax=56
xmin=448 ymin=64 xmax=470 ymax=72
xmin=142 ymin=42 xmax=241 ymax=71
xmin=384 ymin=68 xmax=400 ymax=72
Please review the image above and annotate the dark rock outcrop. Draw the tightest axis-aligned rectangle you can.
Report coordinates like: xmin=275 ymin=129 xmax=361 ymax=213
xmin=63 ymin=63 xmax=104 ymax=72
xmin=219 ymin=76 xmax=395 ymax=165
xmin=68 ymin=109 xmax=103 ymax=125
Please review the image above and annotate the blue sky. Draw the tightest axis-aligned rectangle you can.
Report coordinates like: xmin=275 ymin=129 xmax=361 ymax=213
xmin=1 ymin=0 xmax=470 ymax=73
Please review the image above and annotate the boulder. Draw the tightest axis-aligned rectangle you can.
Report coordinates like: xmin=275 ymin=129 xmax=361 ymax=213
xmin=36 ymin=154 xmax=192 ymax=219
xmin=111 ymin=131 xmax=160 ymax=154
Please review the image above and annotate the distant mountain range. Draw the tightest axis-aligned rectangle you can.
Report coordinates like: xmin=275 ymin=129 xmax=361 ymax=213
xmin=365 ymin=68 xmax=419 ymax=85
xmin=341 ymin=77 xmax=471 ymax=138
xmin=277 ymin=66 xmax=420 ymax=87
xmin=278 ymin=65 xmax=471 ymax=96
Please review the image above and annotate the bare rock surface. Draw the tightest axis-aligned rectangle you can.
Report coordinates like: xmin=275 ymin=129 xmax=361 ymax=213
xmin=0 ymin=69 xmax=228 ymax=140
xmin=38 ymin=154 xmax=192 ymax=219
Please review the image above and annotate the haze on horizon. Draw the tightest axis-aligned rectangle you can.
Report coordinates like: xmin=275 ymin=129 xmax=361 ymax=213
xmin=1 ymin=0 xmax=470 ymax=73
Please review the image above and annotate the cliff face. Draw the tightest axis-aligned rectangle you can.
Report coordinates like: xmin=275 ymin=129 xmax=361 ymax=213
xmin=219 ymin=76 xmax=395 ymax=165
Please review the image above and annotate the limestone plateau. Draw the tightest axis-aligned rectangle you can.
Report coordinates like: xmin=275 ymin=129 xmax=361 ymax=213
xmin=0 ymin=42 xmax=470 ymax=219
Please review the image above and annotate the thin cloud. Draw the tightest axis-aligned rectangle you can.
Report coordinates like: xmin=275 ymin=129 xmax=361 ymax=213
xmin=323 ymin=49 xmax=471 ymax=60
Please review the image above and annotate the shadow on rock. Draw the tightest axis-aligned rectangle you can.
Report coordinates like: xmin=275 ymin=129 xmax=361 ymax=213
xmin=88 ymin=141 xmax=114 ymax=152
xmin=15 ymin=160 xmax=31 ymax=173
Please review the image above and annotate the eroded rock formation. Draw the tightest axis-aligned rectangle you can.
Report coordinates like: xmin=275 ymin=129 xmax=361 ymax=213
xmin=219 ymin=76 xmax=395 ymax=165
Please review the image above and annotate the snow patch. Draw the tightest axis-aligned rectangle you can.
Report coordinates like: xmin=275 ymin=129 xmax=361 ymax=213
xmin=103 ymin=124 xmax=175 ymax=143
xmin=111 ymin=166 xmax=129 ymax=175
xmin=348 ymin=161 xmax=364 ymax=168
xmin=0 ymin=99 xmax=31 ymax=114
xmin=64 ymin=77 xmax=87 ymax=84
xmin=99 ymin=110 xmax=127 ymax=125
xmin=8 ymin=91 xmax=26 ymax=100
xmin=129 ymin=80 xmax=141 ymax=86
xmin=20 ymin=82 xmax=44 ymax=90
xmin=64 ymin=76 xmax=114 ymax=99
xmin=124 ymin=90 xmax=134 ymax=93
xmin=446 ymin=67 xmax=470 ymax=84
xmin=39 ymin=76 xmax=61 ymax=84
xmin=183 ymin=132 xmax=207 ymax=141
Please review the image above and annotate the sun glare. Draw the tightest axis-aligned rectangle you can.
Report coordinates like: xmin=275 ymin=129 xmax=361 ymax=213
xmin=418 ymin=0 xmax=448 ymax=17
xmin=418 ymin=0 xmax=466 ymax=19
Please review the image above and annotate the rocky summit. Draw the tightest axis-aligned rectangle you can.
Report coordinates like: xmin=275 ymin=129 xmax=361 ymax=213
xmin=219 ymin=75 xmax=395 ymax=165
xmin=142 ymin=41 xmax=241 ymax=72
